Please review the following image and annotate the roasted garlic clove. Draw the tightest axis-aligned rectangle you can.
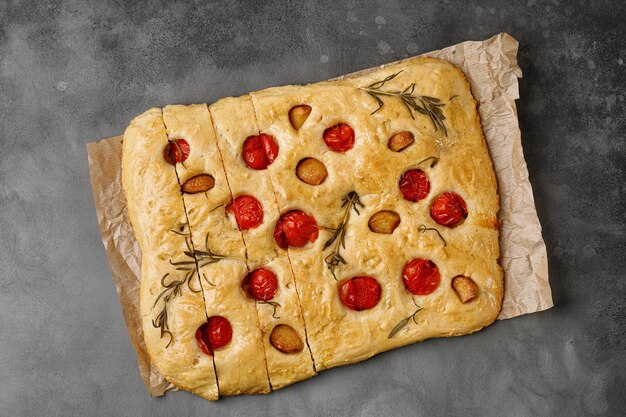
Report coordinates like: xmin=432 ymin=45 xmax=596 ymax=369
xmin=270 ymin=324 xmax=304 ymax=353
xmin=452 ymin=276 xmax=479 ymax=303
xmin=387 ymin=131 xmax=415 ymax=152
xmin=296 ymin=157 xmax=328 ymax=185
xmin=181 ymin=174 xmax=215 ymax=194
xmin=289 ymin=105 xmax=312 ymax=130
xmin=368 ymin=210 xmax=401 ymax=234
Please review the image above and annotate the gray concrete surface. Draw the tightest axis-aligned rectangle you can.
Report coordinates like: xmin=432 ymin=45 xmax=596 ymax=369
xmin=1 ymin=1 xmax=625 ymax=416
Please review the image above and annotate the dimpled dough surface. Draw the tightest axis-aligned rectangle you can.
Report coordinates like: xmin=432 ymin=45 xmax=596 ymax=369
xmin=122 ymin=57 xmax=502 ymax=399
xmin=121 ymin=108 xmax=219 ymax=400
xmin=161 ymin=104 xmax=271 ymax=396
xmin=208 ymin=98 xmax=317 ymax=389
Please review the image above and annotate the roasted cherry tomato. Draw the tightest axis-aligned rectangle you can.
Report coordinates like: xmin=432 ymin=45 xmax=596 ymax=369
xmin=163 ymin=139 xmax=190 ymax=165
xmin=195 ymin=316 xmax=232 ymax=355
xmin=399 ymin=169 xmax=430 ymax=202
xmin=339 ymin=276 xmax=382 ymax=311
xmin=226 ymin=195 xmax=263 ymax=230
xmin=242 ymin=133 xmax=279 ymax=170
xmin=402 ymin=258 xmax=440 ymax=295
xmin=273 ymin=210 xmax=319 ymax=249
xmin=242 ymin=267 xmax=279 ymax=301
xmin=430 ymin=192 xmax=467 ymax=227
xmin=323 ymin=123 xmax=355 ymax=152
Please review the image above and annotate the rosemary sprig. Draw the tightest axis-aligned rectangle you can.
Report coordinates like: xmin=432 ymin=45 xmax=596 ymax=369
xmin=151 ymin=273 xmax=189 ymax=348
xmin=152 ymin=268 xmax=203 ymax=348
xmin=360 ymin=71 xmax=448 ymax=136
xmin=152 ymin=229 xmax=231 ymax=347
xmin=323 ymin=191 xmax=364 ymax=280
xmin=152 ymin=303 xmax=172 ymax=347
xmin=418 ymin=224 xmax=447 ymax=247
xmin=388 ymin=299 xmax=423 ymax=338
xmin=258 ymin=301 xmax=282 ymax=319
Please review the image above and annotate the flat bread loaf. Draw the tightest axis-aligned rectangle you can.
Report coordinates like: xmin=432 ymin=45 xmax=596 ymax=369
xmin=122 ymin=57 xmax=502 ymax=400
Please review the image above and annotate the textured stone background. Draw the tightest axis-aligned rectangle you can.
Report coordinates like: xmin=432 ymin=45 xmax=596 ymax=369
xmin=1 ymin=0 xmax=625 ymax=416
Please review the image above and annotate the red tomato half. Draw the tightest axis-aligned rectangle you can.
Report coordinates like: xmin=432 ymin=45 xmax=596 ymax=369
xmin=339 ymin=276 xmax=382 ymax=311
xmin=323 ymin=123 xmax=355 ymax=152
xmin=399 ymin=169 xmax=430 ymax=202
xmin=242 ymin=268 xmax=278 ymax=301
xmin=242 ymin=133 xmax=279 ymax=170
xmin=163 ymin=139 xmax=190 ymax=165
xmin=430 ymin=192 xmax=467 ymax=227
xmin=195 ymin=316 xmax=232 ymax=355
xmin=273 ymin=210 xmax=319 ymax=249
xmin=226 ymin=195 xmax=263 ymax=230
xmin=402 ymin=258 xmax=440 ymax=295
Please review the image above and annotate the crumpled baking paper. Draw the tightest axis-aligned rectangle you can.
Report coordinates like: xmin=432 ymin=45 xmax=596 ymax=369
xmin=86 ymin=32 xmax=552 ymax=396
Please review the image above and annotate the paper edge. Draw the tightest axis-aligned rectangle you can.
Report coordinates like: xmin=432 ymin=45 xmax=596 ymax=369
xmin=86 ymin=139 xmax=175 ymax=396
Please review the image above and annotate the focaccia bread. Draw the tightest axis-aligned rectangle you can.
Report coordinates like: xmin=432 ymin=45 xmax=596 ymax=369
xmin=122 ymin=57 xmax=503 ymax=400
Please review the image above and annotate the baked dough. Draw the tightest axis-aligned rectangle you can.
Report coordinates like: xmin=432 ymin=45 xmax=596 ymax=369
xmin=250 ymin=58 xmax=501 ymax=370
xmin=162 ymin=104 xmax=271 ymax=395
xmin=121 ymin=108 xmax=219 ymax=400
xmin=122 ymin=57 xmax=502 ymax=399
xmin=208 ymin=98 xmax=316 ymax=389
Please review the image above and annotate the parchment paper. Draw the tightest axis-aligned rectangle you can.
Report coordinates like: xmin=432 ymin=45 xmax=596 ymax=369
xmin=86 ymin=32 xmax=552 ymax=397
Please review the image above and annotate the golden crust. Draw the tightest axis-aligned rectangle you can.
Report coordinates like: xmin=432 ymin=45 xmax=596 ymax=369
xmin=122 ymin=56 xmax=502 ymax=398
